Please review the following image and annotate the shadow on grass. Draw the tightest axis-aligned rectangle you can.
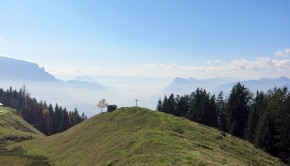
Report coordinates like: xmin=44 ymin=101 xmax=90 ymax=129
xmin=0 ymin=145 xmax=50 ymax=166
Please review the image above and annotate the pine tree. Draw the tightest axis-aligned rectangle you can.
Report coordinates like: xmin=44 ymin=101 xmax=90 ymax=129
xmin=168 ymin=94 xmax=177 ymax=115
xmin=48 ymin=104 xmax=54 ymax=135
xmin=204 ymin=95 xmax=217 ymax=127
xmin=216 ymin=91 xmax=226 ymax=131
xmin=255 ymin=108 xmax=277 ymax=156
xmin=244 ymin=91 xmax=266 ymax=143
xmin=187 ymin=88 xmax=217 ymax=127
xmin=176 ymin=95 xmax=189 ymax=117
xmin=225 ymin=83 xmax=252 ymax=138
xmin=189 ymin=88 xmax=208 ymax=123
xmin=256 ymin=88 xmax=290 ymax=163
xmin=161 ymin=95 xmax=169 ymax=113
xmin=156 ymin=98 xmax=162 ymax=111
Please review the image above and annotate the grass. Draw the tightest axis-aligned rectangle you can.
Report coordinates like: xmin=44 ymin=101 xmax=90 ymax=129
xmin=0 ymin=107 xmax=43 ymax=143
xmin=10 ymin=107 xmax=285 ymax=166
xmin=0 ymin=107 xmax=48 ymax=165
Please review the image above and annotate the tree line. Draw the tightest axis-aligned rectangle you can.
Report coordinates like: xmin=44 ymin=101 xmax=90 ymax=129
xmin=0 ymin=86 xmax=87 ymax=136
xmin=157 ymin=83 xmax=290 ymax=164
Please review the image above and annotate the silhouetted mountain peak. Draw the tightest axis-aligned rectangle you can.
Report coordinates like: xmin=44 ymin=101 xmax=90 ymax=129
xmin=0 ymin=56 xmax=57 ymax=82
xmin=171 ymin=77 xmax=192 ymax=84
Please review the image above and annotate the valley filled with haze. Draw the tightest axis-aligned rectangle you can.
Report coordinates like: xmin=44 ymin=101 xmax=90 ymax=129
xmin=1 ymin=56 xmax=290 ymax=117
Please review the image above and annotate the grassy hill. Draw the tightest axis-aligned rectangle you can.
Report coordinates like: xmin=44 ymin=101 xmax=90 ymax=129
xmin=9 ymin=107 xmax=284 ymax=166
xmin=0 ymin=106 xmax=48 ymax=165
xmin=0 ymin=107 xmax=43 ymax=142
xmin=0 ymin=106 xmax=47 ymax=165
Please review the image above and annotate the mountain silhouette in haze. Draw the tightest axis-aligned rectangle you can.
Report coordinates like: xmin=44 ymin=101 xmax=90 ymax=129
xmin=0 ymin=56 xmax=57 ymax=82
xmin=214 ymin=76 xmax=290 ymax=94
xmin=163 ymin=77 xmax=238 ymax=95
xmin=0 ymin=56 xmax=108 ymax=89
xmin=0 ymin=56 xmax=108 ymax=116
xmin=164 ymin=76 xmax=290 ymax=95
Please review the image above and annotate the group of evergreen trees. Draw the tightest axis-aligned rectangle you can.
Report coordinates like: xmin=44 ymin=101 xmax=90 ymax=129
xmin=157 ymin=83 xmax=290 ymax=164
xmin=0 ymin=86 xmax=87 ymax=136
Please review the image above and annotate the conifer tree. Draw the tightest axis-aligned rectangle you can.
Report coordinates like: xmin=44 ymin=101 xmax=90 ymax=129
xmin=161 ymin=95 xmax=169 ymax=113
xmin=204 ymin=95 xmax=217 ymax=127
xmin=244 ymin=91 xmax=266 ymax=143
xmin=168 ymin=94 xmax=177 ymax=115
xmin=226 ymin=83 xmax=252 ymax=138
xmin=255 ymin=88 xmax=290 ymax=163
xmin=216 ymin=91 xmax=226 ymax=131
xmin=156 ymin=98 xmax=162 ymax=111
xmin=176 ymin=95 xmax=189 ymax=117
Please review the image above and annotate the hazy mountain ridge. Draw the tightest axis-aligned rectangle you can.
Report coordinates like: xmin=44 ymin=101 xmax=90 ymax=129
xmin=0 ymin=56 xmax=107 ymax=89
xmin=164 ymin=76 xmax=290 ymax=95
xmin=0 ymin=57 xmax=57 ymax=82
xmin=213 ymin=76 xmax=290 ymax=94
xmin=0 ymin=57 xmax=111 ymax=116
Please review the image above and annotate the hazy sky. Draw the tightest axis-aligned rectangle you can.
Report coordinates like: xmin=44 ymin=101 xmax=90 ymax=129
xmin=0 ymin=0 xmax=290 ymax=79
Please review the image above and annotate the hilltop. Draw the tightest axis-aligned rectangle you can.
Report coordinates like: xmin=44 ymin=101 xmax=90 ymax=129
xmin=10 ymin=107 xmax=284 ymax=165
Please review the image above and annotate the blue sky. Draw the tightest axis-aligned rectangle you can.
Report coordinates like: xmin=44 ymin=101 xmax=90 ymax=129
xmin=0 ymin=0 xmax=290 ymax=79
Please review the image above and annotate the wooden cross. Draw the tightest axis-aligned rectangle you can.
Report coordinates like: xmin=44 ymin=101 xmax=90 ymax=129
xmin=135 ymin=99 xmax=138 ymax=107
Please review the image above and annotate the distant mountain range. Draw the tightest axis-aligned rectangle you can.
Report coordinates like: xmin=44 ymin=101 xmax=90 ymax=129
xmin=214 ymin=76 xmax=290 ymax=94
xmin=2 ymin=56 xmax=290 ymax=115
xmin=164 ymin=76 xmax=290 ymax=95
xmin=163 ymin=77 xmax=238 ymax=95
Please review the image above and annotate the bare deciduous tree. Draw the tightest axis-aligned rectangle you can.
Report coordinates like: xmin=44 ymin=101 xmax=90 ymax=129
xmin=97 ymin=99 xmax=108 ymax=112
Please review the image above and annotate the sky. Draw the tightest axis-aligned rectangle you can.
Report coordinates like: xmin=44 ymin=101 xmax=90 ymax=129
xmin=0 ymin=0 xmax=290 ymax=80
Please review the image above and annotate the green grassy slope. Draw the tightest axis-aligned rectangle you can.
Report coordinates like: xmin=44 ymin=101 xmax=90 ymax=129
xmin=0 ymin=106 xmax=46 ymax=165
xmin=13 ymin=107 xmax=284 ymax=166
xmin=0 ymin=106 xmax=44 ymax=144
